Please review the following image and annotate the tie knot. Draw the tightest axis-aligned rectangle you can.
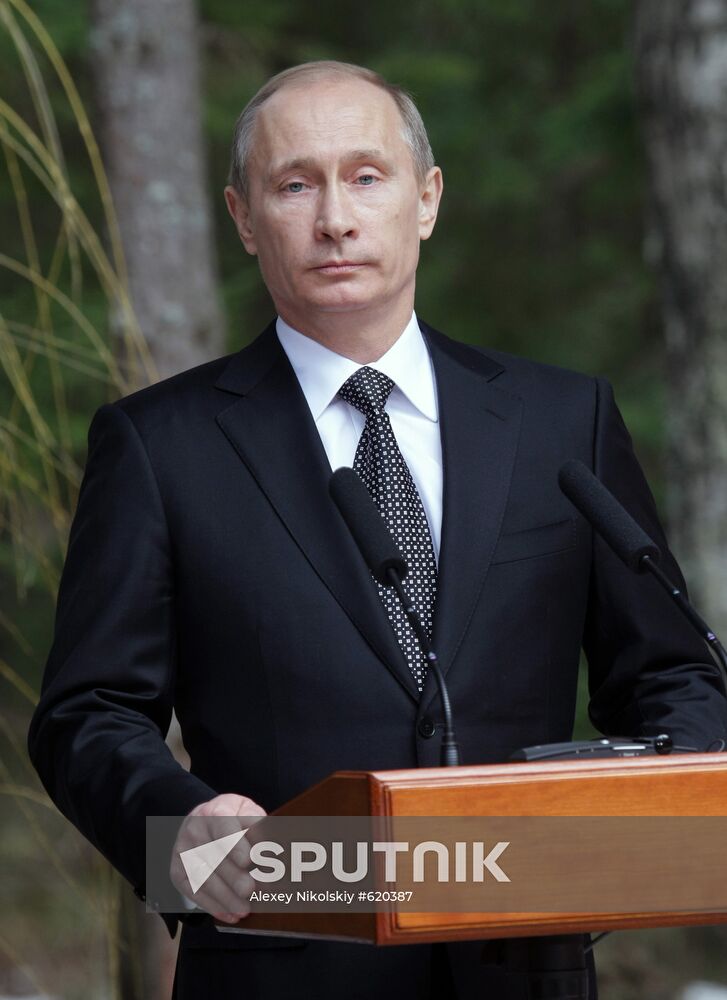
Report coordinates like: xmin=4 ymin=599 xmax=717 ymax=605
xmin=338 ymin=366 xmax=395 ymax=418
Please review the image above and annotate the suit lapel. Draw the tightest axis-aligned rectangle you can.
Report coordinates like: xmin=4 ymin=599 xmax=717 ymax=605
xmin=420 ymin=324 xmax=523 ymax=713
xmin=214 ymin=324 xmax=421 ymax=702
xmin=214 ymin=321 xmax=523 ymax=711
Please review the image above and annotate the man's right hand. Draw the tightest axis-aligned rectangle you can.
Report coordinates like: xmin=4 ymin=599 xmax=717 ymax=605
xmin=169 ymin=793 xmax=267 ymax=925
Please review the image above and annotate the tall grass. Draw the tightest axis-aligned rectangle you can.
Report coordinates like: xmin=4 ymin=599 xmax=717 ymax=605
xmin=0 ymin=2 xmax=158 ymax=995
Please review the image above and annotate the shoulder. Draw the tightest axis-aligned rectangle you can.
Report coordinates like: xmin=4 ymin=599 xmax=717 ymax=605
xmin=113 ymin=353 xmax=236 ymax=423
xmin=420 ymin=320 xmax=600 ymax=397
xmin=97 ymin=322 xmax=280 ymax=440
xmin=79 ymin=352 xmax=238 ymax=466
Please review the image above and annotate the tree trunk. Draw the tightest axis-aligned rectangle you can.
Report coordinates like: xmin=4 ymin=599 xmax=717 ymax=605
xmin=635 ymin=0 xmax=727 ymax=632
xmin=89 ymin=1 xmax=224 ymax=993
xmin=90 ymin=0 xmax=225 ymax=381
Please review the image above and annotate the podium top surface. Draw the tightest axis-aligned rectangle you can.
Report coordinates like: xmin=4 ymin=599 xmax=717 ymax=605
xmin=275 ymin=753 xmax=727 ymax=818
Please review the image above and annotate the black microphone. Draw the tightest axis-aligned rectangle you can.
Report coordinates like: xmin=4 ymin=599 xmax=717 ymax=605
xmin=328 ymin=467 xmax=408 ymax=584
xmin=558 ymin=459 xmax=727 ymax=688
xmin=329 ymin=468 xmax=461 ymax=767
xmin=558 ymin=460 xmax=660 ymax=572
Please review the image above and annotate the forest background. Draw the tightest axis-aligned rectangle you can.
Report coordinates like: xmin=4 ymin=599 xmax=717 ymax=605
xmin=1 ymin=0 xmax=726 ymax=997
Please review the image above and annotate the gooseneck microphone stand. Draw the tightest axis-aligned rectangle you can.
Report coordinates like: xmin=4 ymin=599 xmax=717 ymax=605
xmin=384 ymin=566 xmax=460 ymax=767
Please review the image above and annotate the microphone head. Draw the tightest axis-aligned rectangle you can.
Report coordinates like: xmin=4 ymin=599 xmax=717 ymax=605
xmin=558 ymin=459 xmax=661 ymax=572
xmin=329 ymin=468 xmax=408 ymax=585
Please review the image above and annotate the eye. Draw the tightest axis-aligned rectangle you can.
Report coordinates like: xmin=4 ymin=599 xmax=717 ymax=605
xmin=355 ymin=174 xmax=377 ymax=186
xmin=284 ymin=181 xmax=307 ymax=193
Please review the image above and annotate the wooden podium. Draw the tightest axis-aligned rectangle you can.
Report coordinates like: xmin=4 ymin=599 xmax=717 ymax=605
xmin=218 ymin=753 xmax=727 ymax=945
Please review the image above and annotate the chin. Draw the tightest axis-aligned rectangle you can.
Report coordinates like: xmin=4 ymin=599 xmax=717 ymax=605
xmin=306 ymin=293 xmax=378 ymax=314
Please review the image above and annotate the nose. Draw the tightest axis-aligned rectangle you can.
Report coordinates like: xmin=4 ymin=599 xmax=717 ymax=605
xmin=315 ymin=183 xmax=357 ymax=242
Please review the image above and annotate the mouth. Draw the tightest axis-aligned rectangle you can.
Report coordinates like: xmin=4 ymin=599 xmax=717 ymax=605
xmin=312 ymin=261 xmax=367 ymax=274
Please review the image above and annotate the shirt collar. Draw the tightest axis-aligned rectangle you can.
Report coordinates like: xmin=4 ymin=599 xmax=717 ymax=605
xmin=275 ymin=312 xmax=438 ymax=422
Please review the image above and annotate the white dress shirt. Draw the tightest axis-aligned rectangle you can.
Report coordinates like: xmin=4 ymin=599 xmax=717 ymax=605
xmin=276 ymin=313 xmax=443 ymax=560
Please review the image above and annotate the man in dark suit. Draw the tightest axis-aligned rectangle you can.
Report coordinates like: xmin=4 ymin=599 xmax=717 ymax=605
xmin=28 ymin=60 xmax=727 ymax=999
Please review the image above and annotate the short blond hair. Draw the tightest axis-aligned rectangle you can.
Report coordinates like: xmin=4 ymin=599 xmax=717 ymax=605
xmin=228 ymin=60 xmax=435 ymax=195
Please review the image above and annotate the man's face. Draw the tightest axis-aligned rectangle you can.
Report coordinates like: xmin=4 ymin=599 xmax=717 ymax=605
xmin=224 ymin=75 xmax=442 ymax=333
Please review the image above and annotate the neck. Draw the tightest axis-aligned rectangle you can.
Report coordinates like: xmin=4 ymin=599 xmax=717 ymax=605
xmin=277 ymin=296 xmax=415 ymax=364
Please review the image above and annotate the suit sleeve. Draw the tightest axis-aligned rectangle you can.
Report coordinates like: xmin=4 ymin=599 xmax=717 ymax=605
xmin=27 ymin=403 xmax=217 ymax=911
xmin=583 ymin=378 xmax=727 ymax=747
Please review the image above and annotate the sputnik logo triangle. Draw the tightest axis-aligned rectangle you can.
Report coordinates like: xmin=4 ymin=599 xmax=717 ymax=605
xmin=180 ymin=829 xmax=248 ymax=894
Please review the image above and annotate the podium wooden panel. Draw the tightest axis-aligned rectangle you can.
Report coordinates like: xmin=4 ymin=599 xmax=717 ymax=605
xmin=218 ymin=754 xmax=727 ymax=945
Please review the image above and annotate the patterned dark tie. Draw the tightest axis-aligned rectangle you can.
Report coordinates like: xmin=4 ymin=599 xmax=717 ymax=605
xmin=338 ymin=366 xmax=437 ymax=691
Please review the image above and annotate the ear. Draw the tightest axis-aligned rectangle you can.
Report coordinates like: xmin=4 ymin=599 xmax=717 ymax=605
xmin=224 ymin=185 xmax=257 ymax=255
xmin=418 ymin=166 xmax=443 ymax=241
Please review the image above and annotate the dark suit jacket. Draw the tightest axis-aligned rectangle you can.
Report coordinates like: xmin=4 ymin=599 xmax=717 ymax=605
xmin=27 ymin=320 xmax=727 ymax=998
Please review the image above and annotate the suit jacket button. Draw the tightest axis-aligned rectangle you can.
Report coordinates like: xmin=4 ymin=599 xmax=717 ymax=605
xmin=418 ymin=718 xmax=436 ymax=738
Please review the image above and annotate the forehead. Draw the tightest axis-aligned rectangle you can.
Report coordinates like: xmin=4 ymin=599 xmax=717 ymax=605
xmin=252 ymin=75 xmax=410 ymax=170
